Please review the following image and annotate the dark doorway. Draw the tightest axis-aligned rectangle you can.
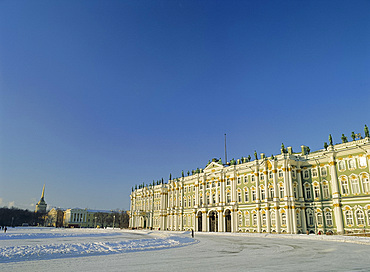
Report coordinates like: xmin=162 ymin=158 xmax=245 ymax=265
xmin=209 ymin=211 xmax=218 ymax=232
xmin=225 ymin=210 xmax=231 ymax=232
xmin=197 ymin=212 xmax=202 ymax=232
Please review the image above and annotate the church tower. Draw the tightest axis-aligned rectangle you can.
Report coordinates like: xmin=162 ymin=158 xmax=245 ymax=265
xmin=35 ymin=184 xmax=47 ymax=213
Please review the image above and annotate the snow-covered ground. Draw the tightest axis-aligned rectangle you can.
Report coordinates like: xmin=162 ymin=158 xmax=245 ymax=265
xmin=1 ymin=228 xmax=370 ymax=272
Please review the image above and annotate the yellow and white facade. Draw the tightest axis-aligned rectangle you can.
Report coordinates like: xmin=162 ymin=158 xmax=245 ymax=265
xmin=129 ymin=136 xmax=370 ymax=234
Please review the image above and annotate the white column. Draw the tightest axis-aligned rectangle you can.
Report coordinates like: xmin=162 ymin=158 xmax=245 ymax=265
xmin=256 ymin=208 xmax=261 ymax=233
xmin=328 ymin=152 xmax=344 ymax=234
xmin=202 ymin=211 xmax=207 ymax=232
xmin=266 ymin=208 xmax=271 ymax=233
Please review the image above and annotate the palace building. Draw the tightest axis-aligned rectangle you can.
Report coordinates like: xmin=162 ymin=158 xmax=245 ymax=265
xmin=129 ymin=129 xmax=370 ymax=234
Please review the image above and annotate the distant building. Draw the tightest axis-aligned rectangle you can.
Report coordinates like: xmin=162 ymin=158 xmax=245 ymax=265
xmin=45 ymin=208 xmax=64 ymax=227
xmin=35 ymin=184 xmax=47 ymax=213
xmin=130 ymin=128 xmax=370 ymax=235
xmin=64 ymin=208 xmax=120 ymax=228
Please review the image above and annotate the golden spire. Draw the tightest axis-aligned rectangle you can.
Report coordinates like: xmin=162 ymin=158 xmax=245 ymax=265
xmin=41 ymin=184 xmax=45 ymax=200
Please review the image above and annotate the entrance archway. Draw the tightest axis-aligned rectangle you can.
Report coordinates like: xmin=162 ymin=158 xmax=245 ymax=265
xmin=209 ymin=211 xmax=218 ymax=232
xmin=197 ymin=211 xmax=202 ymax=232
xmin=225 ymin=210 xmax=231 ymax=232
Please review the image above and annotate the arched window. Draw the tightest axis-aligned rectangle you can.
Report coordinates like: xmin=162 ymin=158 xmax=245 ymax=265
xmin=188 ymin=197 xmax=191 ymax=207
xmin=307 ymin=209 xmax=314 ymax=226
xmin=345 ymin=210 xmax=353 ymax=225
xmin=279 ymin=185 xmax=285 ymax=198
xmin=338 ymin=161 xmax=346 ymax=171
xmin=321 ymin=167 xmax=327 ymax=176
xmin=348 ymin=159 xmax=356 ymax=169
xmin=312 ymin=168 xmax=318 ymax=178
xmin=238 ymin=213 xmax=242 ymax=226
xmin=293 ymin=184 xmax=298 ymax=199
xmin=305 ymin=185 xmax=312 ymax=200
xmin=226 ymin=192 xmax=231 ymax=203
xmin=260 ymin=186 xmax=265 ymax=200
xmin=322 ymin=183 xmax=330 ymax=199
xmin=237 ymin=191 xmax=242 ymax=203
xmin=361 ymin=174 xmax=370 ymax=193
xmin=245 ymin=212 xmax=250 ymax=226
xmin=212 ymin=193 xmax=216 ymax=204
xmin=351 ymin=176 xmax=360 ymax=194
xmin=317 ymin=212 xmax=323 ymax=225
xmin=206 ymin=195 xmax=210 ymax=205
xmin=269 ymin=186 xmax=274 ymax=199
xmin=367 ymin=210 xmax=370 ymax=225
xmin=296 ymin=212 xmax=301 ymax=226
xmin=244 ymin=189 xmax=249 ymax=202
xmin=341 ymin=178 xmax=350 ymax=195
xmin=358 ymin=157 xmax=367 ymax=168
xmin=313 ymin=184 xmax=320 ymax=199
xmin=304 ymin=170 xmax=309 ymax=179
xmin=252 ymin=213 xmax=257 ymax=226
xmin=281 ymin=212 xmax=287 ymax=226
xmin=278 ymin=170 xmax=284 ymax=178
xmin=184 ymin=216 xmax=187 ymax=226
xmin=270 ymin=212 xmax=276 ymax=226
xmin=184 ymin=197 xmax=187 ymax=208
xmin=237 ymin=177 xmax=241 ymax=184
xmin=262 ymin=213 xmax=267 ymax=226
xmin=325 ymin=211 xmax=333 ymax=226
xmin=356 ymin=210 xmax=365 ymax=225
xmin=252 ymin=188 xmax=256 ymax=201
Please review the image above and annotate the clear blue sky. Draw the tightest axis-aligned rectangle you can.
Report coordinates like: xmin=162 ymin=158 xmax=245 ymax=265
xmin=0 ymin=1 xmax=369 ymax=211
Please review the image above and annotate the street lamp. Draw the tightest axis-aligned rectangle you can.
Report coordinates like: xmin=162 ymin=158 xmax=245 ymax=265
xmin=95 ymin=216 xmax=97 ymax=228
xmin=113 ymin=215 xmax=115 ymax=229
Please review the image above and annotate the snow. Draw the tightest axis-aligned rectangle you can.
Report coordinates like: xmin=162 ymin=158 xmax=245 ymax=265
xmin=1 ymin=228 xmax=370 ymax=272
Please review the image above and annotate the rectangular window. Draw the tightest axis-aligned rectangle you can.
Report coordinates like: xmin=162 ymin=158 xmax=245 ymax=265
xmin=238 ymin=192 xmax=242 ymax=202
xmin=321 ymin=168 xmax=327 ymax=176
xmin=252 ymin=190 xmax=256 ymax=201
xmin=244 ymin=190 xmax=249 ymax=202
xmin=237 ymin=177 xmax=241 ymax=184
